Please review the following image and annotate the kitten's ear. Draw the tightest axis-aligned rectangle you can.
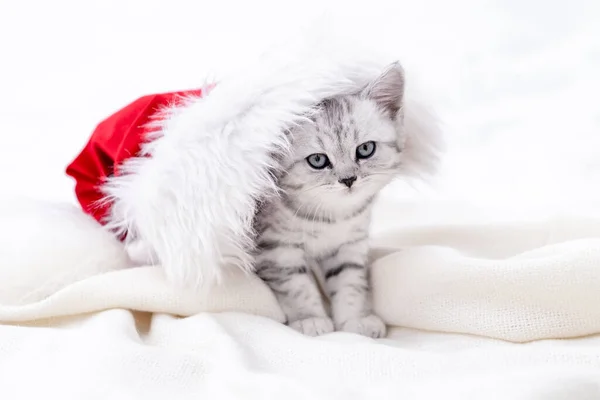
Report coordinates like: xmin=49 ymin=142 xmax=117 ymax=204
xmin=362 ymin=62 xmax=405 ymax=118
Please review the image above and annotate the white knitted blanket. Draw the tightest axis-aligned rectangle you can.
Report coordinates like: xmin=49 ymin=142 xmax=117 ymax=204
xmin=2 ymin=197 xmax=600 ymax=399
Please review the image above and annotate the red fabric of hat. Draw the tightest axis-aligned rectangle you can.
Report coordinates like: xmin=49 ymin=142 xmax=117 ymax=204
xmin=66 ymin=89 xmax=204 ymax=224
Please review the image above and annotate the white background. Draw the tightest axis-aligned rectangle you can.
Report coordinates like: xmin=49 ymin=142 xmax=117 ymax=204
xmin=1 ymin=0 xmax=599 ymax=216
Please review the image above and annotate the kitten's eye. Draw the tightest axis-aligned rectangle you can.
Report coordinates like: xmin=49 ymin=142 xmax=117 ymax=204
xmin=356 ymin=141 xmax=376 ymax=159
xmin=306 ymin=153 xmax=330 ymax=169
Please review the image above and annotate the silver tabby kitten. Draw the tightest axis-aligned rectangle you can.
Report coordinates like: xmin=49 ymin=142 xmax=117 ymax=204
xmin=254 ymin=63 xmax=405 ymax=338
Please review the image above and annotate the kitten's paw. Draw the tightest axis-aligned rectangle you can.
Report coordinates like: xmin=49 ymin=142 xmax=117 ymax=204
xmin=289 ymin=317 xmax=334 ymax=337
xmin=337 ymin=314 xmax=386 ymax=338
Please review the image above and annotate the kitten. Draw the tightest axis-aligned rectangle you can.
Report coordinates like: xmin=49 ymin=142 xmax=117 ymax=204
xmin=253 ymin=63 xmax=405 ymax=338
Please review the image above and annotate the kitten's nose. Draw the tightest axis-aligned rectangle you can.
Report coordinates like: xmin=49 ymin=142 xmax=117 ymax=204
xmin=339 ymin=176 xmax=357 ymax=188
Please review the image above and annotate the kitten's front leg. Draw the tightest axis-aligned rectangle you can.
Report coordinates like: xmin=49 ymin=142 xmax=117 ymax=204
xmin=321 ymin=239 xmax=386 ymax=338
xmin=255 ymin=245 xmax=333 ymax=336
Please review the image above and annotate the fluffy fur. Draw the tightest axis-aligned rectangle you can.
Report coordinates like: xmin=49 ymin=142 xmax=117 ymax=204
xmin=253 ymin=64 xmax=406 ymax=337
xmin=101 ymin=33 xmax=444 ymax=289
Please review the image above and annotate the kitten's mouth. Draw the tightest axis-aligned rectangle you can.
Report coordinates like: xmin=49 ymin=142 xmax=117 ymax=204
xmin=343 ymin=185 xmax=358 ymax=195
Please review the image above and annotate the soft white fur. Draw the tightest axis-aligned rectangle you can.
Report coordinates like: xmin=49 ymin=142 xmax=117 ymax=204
xmin=101 ymin=31 xmax=443 ymax=288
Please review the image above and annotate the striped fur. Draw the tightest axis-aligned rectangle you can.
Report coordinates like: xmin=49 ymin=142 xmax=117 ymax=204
xmin=253 ymin=64 xmax=406 ymax=337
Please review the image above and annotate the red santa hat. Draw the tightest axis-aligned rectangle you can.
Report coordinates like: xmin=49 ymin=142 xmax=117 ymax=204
xmin=66 ymin=88 xmax=205 ymax=224
xmin=66 ymin=32 xmax=444 ymax=289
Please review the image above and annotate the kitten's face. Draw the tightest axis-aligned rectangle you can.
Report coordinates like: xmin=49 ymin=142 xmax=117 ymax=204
xmin=279 ymin=64 xmax=405 ymax=216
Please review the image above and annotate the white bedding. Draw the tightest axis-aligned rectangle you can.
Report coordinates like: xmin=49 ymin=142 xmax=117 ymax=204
xmin=2 ymin=198 xmax=600 ymax=399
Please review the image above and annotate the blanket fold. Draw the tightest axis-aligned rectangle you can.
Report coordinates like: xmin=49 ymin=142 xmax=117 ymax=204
xmin=3 ymin=197 xmax=600 ymax=398
xmin=3 ymin=198 xmax=600 ymax=343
